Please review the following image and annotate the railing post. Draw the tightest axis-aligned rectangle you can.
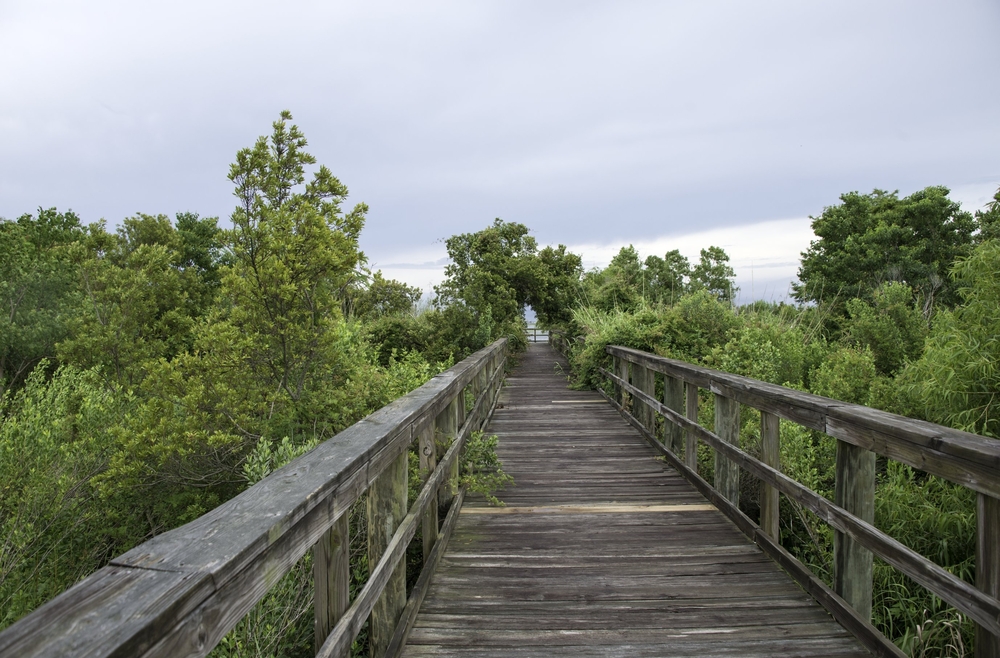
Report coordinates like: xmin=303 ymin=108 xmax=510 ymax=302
xmin=760 ymin=411 xmax=780 ymax=540
xmin=685 ymin=383 xmax=698 ymax=472
xmin=617 ymin=357 xmax=629 ymax=410
xmin=833 ymin=440 xmax=875 ymax=620
xmin=437 ymin=396 xmax=459 ymax=508
xmin=636 ymin=364 xmax=656 ymax=434
xmin=612 ymin=355 xmax=622 ymax=406
xmin=367 ymin=449 xmax=408 ymax=656
xmin=977 ymin=493 xmax=1000 ymax=658
xmin=313 ymin=514 xmax=349 ymax=656
xmin=418 ymin=422 xmax=438 ymax=562
xmin=663 ymin=374 xmax=684 ymax=454
xmin=713 ymin=392 xmax=740 ymax=506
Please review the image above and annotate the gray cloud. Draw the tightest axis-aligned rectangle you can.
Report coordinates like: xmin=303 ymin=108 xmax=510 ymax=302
xmin=2 ymin=0 xmax=998 ymax=296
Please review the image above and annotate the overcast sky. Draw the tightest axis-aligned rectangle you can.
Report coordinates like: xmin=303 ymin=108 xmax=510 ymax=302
xmin=2 ymin=0 xmax=998 ymax=303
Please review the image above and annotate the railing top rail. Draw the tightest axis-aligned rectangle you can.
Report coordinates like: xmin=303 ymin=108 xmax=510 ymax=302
xmin=606 ymin=344 xmax=1000 ymax=498
xmin=0 ymin=338 xmax=507 ymax=658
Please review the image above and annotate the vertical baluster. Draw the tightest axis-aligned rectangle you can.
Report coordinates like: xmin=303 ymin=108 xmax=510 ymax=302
xmin=367 ymin=448 xmax=407 ymax=656
xmin=685 ymin=382 xmax=698 ymax=472
xmin=637 ymin=364 xmax=656 ymax=434
xmin=418 ymin=422 xmax=438 ymax=562
xmin=437 ymin=396 xmax=459 ymax=508
xmin=833 ymin=440 xmax=875 ymax=620
xmin=976 ymin=493 xmax=1000 ymax=658
xmin=759 ymin=411 xmax=780 ymax=541
xmin=313 ymin=514 xmax=349 ymax=656
xmin=663 ymin=374 xmax=684 ymax=454
xmin=713 ymin=392 xmax=740 ymax=506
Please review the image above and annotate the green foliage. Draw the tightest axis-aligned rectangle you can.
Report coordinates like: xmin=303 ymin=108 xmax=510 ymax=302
xmin=811 ymin=346 xmax=878 ymax=405
xmin=0 ymin=363 xmax=137 ymax=626
xmin=795 ymin=187 xmax=975 ymax=314
xmin=0 ymin=209 xmax=82 ymax=396
xmin=460 ymin=431 xmax=513 ymax=506
xmin=842 ymin=282 xmax=927 ymax=376
xmin=690 ymin=246 xmax=738 ymax=302
xmin=901 ymin=240 xmax=1000 ymax=437
xmin=348 ymin=270 xmax=421 ymax=320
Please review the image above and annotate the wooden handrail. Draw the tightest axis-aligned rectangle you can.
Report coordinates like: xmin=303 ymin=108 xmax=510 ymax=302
xmin=0 ymin=339 xmax=508 ymax=658
xmin=600 ymin=344 xmax=1000 ymax=658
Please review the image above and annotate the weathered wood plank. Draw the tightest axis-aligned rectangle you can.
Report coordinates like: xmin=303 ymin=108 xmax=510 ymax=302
xmin=601 ymin=364 xmax=1000 ymax=639
xmin=663 ymin=374 xmax=684 ymax=454
xmin=978 ymin=493 xmax=1000 ymax=658
xmin=607 ymin=344 xmax=1000 ymax=498
xmin=368 ymin=449 xmax=408 ymax=656
xmin=314 ymin=514 xmax=350 ymax=655
xmin=759 ymin=410 xmax=780 ymax=541
xmin=834 ymin=440 xmax=875 ymax=620
xmin=401 ymin=344 xmax=872 ymax=658
xmin=714 ymin=392 xmax=740 ymax=507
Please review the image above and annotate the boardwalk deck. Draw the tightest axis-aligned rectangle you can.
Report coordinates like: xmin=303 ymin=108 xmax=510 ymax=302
xmin=400 ymin=343 xmax=870 ymax=657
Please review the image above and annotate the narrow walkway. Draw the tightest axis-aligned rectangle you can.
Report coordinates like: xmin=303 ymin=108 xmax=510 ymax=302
xmin=401 ymin=344 xmax=869 ymax=657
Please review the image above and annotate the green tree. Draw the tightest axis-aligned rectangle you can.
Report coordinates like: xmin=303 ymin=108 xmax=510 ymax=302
xmin=690 ymin=246 xmax=737 ymax=302
xmin=0 ymin=209 xmax=82 ymax=396
xmin=349 ymin=270 xmax=421 ymax=319
xmin=527 ymin=244 xmax=582 ymax=327
xmin=644 ymin=249 xmax=690 ymax=304
xmin=434 ymin=219 xmax=541 ymax=348
xmin=57 ymin=218 xmax=198 ymax=389
xmin=841 ymin=281 xmax=926 ymax=377
xmin=794 ymin=187 xmax=975 ymax=315
xmin=974 ymin=185 xmax=1000 ymax=243
xmin=902 ymin=240 xmax=1000 ymax=437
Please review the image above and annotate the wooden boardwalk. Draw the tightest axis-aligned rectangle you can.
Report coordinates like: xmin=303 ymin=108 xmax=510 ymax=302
xmin=400 ymin=343 xmax=870 ymax=657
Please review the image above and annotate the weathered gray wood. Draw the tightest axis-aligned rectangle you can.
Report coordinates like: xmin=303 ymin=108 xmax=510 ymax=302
xmin=600 ymin=365 xmax=1000 ymax=636
xmin=314 ymin=514 xmax=350 ymax=655
xmin=685 ymin=382 xmax=699 ymax=472
xmin=418 ymin=423 xmax=439 ymax=561
xmin=759 ymin=411 xmax=780 ymax=542
xmin=319 ymin=373 xmax=495 ymax=658
xmin=437 ymin=397 xmax=459 ymax=508
xmin=606 ymin=344 xmax=1000 ymax=499
xmin=413 ymin=345 xmax=868 ymax=658
xmin=663 ymin=374 xmax=684 ymax=454
xmin=612 ymin=355 xmax=622 ymax=406
xmin=617 ymin=356 xmax=629 ymax=412
xmin=386 ymin=487 xmax=467 ymax=658
xmin=0 ymin=339 xmax=507 ymax=658
xmin=636 ymin=364 xmax=656 ymax=435
xmin=834 ymin=440 xmax=875 ymax=621
xmin=714 ymin=392 xmax=740 ymax=507
xmin=598 ymin=384 xmax=905 ymax=658
xmin=978 ymin=493 xmax=1000 ymax=658
xmin=368 ymin=450 xmax=408 ymax=657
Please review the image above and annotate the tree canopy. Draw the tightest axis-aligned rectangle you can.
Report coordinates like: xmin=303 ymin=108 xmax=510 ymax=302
xmin=794 ymin=186 xmax=975 ymax=314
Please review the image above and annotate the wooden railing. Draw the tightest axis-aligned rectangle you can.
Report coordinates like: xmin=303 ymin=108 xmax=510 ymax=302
xmin=526 ymin=324 xmax=549 ymax=343
xmin=0 ymin=339 xmax=508 ymax=658
xmin=605 ymin=346 xmax=1000 ymax=658
xmin=550 ymin=332 xmax=1000 ymax=658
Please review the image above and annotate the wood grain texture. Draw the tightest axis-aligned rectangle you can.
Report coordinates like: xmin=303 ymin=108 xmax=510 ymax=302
xmin=314 ymin=514 xmax=349 ymax=655
xmin=978 ymin=493 xmax=1000 ymax=658
xmin=834 ymin=440 xmax=876 ymax=621
xmin=368 ymin=450 xmax=408 ymax=656
xmin=759 ymin=410 xmax=780 ymax=541
xmin=601 ymin=363 xmax=1000 ymax=638
xmin=607 ymin=345 xmax=1000 ymax=498
xmin=0 ymin=340 xmax=507 ymax=658
xmin=663 ymin=374 xmax=684 ymax=454
xmin=400 ymin=344 xmax=870 ymax=658
xmin=714 ymin=392 xmax=741 ymax=507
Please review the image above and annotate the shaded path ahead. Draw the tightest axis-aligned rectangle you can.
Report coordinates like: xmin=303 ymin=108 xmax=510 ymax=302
xmin=401 ymin=343 xmax=869 ymax=657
